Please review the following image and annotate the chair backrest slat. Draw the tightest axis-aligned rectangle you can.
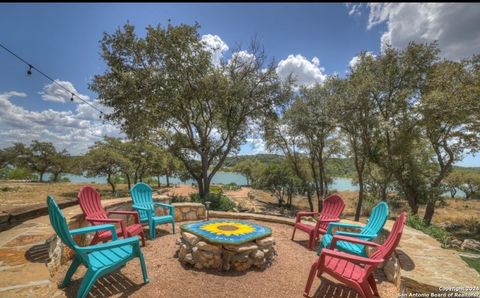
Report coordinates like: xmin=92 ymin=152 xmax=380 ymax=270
xmin=47 ymin=196 xmax=77 ymax=250
xmin=361 ymin=201 xmax=389 ymax=236
xmin=131 ymin=183 xmax=153 ymax=221
xmin=318 ymin=194 xmax=345 ymax=230
xmin=370 ymin=211 xmax=407 ymax=261
xmin=78 ymin=186 xmax=108 ymax=225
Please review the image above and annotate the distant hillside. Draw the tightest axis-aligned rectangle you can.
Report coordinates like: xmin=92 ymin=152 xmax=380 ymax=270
xmin=221 ymin=154 xmax=480 ymax=178
xmin=222 ymin=154 xmax=285 ymax=167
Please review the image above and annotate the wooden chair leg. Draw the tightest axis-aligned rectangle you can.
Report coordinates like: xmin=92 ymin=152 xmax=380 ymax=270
xmin=291 ymin=226 xmax=297 ymax=240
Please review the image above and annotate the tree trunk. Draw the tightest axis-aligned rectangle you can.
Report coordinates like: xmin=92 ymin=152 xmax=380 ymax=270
xmin=405 ymin=193 xmax=419 ymax=214
xmin=166 ymin=174 xmax=170 ymax=187
xmin=202 ymin=177 xmax=210 ymax=199
xmin=306 ymin=187 xmax=314 ymax=212
xmin=39 ymin=171 xmax=44 ymax=182
xmin=157 ymin=175 xmax=161 ymax=188
xmin=199 ymin=154 xmax=210 ymax=199
xmin=381 ymin=186 xmax=387 ymax=201
xmin=423 ymin=200 xmax=435 ymax=225
xmin=126 ymin=174 xmax=131 ymax=190
xmin=107 ymin=173 xmax=116 ymax=194
xmin=197 ymin=178 xmax=204 ymax=197
xmin=355 ymin=174 xmax=364 ymax=221
xmin=53 ymin=172 xmax=60 ymax=182
xmin=450 ymin=188 xmax=456 ymax=198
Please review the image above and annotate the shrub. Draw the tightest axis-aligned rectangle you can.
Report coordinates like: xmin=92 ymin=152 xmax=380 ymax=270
xmin=1 ymin=186 xmax=20 ymax=192
xmin=361 ymin=196 xmax=376 ymax=217
xmin=223 ymin=182 xmax=240 ymax=191
xmin=190 ymin=193 xmax=235 ymax=211
xmin=170 ymin=194 xmax=190 ymax=203
xmin=465 ymin=217 xmax=480 ymax=234
xmin=60 ymin=177 xmax=71 ymax=182
xmin=209 ymin=185 xmax=223 ymax=194
xmin=407 ymin=214 xmax=452 ymax=248
xmin=3 ymin=167 xmax=37 ymax=180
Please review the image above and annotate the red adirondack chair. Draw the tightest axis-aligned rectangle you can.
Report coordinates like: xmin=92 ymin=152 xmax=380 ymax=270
xmin=77 ymin=186 xmax=146 ymax=247
xmin=303 ymin=211 xmax=407 ymax=298
xmin=292 ymin=194 xmax=345 ymax=250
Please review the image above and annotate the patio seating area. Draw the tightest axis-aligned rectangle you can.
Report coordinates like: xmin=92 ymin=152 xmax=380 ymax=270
xmin=0 ymin=189 xmax=478 ymax=297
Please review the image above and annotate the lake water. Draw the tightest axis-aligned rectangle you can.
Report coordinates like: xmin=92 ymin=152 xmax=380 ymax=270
xmin=62 ymin=173 xmax=465 ymax=197
xmin=63 ymin=172 xmax=360 ymax=191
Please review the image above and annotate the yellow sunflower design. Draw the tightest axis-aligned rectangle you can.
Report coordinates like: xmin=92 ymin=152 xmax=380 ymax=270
xmin=200 ymin=221 xmax=256 ymax=237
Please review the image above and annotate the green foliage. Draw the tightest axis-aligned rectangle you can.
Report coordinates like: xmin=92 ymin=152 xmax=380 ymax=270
xmin=465 ymin=217 xmax=480 ymax=234
xmin=83 ymin=137 xmax=132 ymax=194
xmin=190 ymin=193 xmax=235 ymax=211
xmin=209 ymin=185 xmax=223 ymax=194
xmin=0 ymin=167 xmax=37 ymax=180
xmin=232 ymin=159 xmax=264 ymax=185
xmin=461 ymin=256 xmax=480 ymax=274
xmin=254 ymin=162 xmax=300 ymax=207
xmin=361 ymin=196 xmax=377 ymax=217
xmin=223 ymin=154 xmax=284 ymax=168
xmin=60 ymin=177 xmax=71 ymax=182
xmin=407 ymin=214 xmax=452 ymax=247
xmin=222 ymin=182 xmax=241 ymax=191
xmin=445 ymin=170 xmax=480 ymax=199
xmin=90 ymin=22 xmax=290 ymax=198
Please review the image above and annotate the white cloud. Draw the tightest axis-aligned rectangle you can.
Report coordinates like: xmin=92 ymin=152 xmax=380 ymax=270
xmin=228 ymin=50 xmax=256 ymax=69
xmin=276 ymin=54 xmax=326 ymax=89
xmin=0 ymin=90 xmax=122 ymax=154
xmin=246 ymin=137 xmax=267 ymax=154
xmin=40 ymin=80 xmax=90 ymax=103
xmin=5 ymin=91 xmax=27 ymax=98
xmin=346 ymin=3 xmax=362 ymax=16
xmin=201 ymin=34 xmax=229 ymax=65
xmin=348 ymin=51 xmax=376 ymax=70
xmin=365 ymin=3 xmax=480 ymax=60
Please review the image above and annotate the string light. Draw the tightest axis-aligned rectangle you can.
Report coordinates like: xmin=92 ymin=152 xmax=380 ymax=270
xmin=0 ymin=42 xmax=105 ymax=116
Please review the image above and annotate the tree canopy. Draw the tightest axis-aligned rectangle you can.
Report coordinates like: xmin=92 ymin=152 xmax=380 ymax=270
xmin=90 ymin=22 xmax=291 ymax=198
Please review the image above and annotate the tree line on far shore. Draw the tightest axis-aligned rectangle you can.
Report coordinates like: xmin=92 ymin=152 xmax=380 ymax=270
xmin=0 ymin=138 xmax=185 ymax=193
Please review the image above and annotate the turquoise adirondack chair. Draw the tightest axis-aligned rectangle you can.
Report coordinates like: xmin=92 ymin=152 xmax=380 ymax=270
xmin=130 ymin=183 xmax=175 ymax=239
xmin=318 ymin=201 xmax=389 ymax=257
xmin=47 ymin=196 xmax=149 ymax=298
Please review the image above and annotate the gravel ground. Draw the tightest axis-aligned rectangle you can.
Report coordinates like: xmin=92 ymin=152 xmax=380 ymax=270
xmin=53 ymin=221 xmax=397 ymax=298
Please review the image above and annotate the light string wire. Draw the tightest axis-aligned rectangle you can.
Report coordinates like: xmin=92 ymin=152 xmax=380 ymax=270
xmin=0 ymin=42 xmax=104 ymax=117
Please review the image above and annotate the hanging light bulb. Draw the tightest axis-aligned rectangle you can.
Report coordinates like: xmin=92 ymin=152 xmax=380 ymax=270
xmin=26 ymin=65 xmax=32 ymax=77
xmin=70 ymin=93 xmax=74 ymax=102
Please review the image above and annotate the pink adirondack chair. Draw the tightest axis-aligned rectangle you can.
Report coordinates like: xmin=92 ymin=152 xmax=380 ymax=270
xmin=292 ymin=194 xmax=345 ymax=250
xmin=303 ymin=211 xmax=407 ymax=298
xmin=77 ymin=186 xmax=146 ymax=247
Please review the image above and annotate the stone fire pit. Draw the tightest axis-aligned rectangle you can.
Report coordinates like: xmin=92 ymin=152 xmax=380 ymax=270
xmin=177 ymin=220 xmax=276 ymax=271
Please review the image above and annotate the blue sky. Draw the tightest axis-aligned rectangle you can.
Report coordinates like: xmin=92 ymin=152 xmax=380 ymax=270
xmin=1 ymin=3 xmax=479 ymax=166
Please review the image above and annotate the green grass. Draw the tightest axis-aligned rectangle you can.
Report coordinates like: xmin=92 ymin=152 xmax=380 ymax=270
xmin=407 ymin=214 xmax=452 ymax=248
xmin=461 ymin=256 xmax=480 ymax=274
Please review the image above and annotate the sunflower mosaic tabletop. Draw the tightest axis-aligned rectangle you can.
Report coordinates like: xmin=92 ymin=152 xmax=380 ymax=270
xmin=180 ymin=220 xmax=272 ymax=244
